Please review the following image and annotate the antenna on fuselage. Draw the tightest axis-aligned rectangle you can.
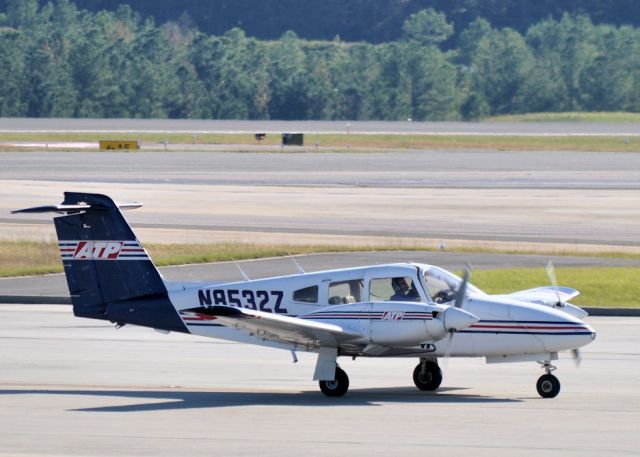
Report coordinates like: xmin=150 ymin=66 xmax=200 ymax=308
xmin=234 ymin=262 xmax=250 ymax=281
xmin=289 ymin=254 xmax=305 ymax=274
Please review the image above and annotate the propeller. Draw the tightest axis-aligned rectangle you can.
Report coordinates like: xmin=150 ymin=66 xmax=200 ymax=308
xmin=441 ymin=264 xmax=477 ymax=363
xmin=571 ymin=349 xmax=582 ymax=367
xmin=545 ymin=261 xmax=564 ymax=309
xmin=454 ymin=265 xmax=471 ymax=309
xmin=547 ymin=261 xmax=582 ymax=366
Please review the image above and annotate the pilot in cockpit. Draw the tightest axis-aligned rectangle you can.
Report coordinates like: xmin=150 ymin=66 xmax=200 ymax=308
xmin=390 ymin=277 xmax=420 ymax=301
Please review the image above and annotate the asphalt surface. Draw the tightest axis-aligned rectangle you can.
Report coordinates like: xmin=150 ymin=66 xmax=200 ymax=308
xmin=2 ymin=150 xmax=639 ymax=189
xmin=2 ymin=150 xmax=640 ymax=247
xmin=0 ymin=306 xmax=638 ymax=456
xmin=2 ymin=118 xmax=640 ymax=135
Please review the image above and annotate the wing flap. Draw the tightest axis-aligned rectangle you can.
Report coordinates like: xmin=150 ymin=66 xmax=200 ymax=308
xmin=183 ymin=306 xmax=363 ymax=349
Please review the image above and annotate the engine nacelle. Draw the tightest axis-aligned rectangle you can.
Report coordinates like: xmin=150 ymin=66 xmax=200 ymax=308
xmin=314 ymin=302 xmax=479 ymax=347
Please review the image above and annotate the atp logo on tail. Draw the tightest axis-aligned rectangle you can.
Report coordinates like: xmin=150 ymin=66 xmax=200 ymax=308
xmin=59 ymin=240 xmax=148 ymax=261
xmin=73 ymin=241 xmax=122 ymax=259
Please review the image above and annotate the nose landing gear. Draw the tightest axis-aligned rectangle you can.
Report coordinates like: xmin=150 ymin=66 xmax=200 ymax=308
xmin=413 ymin=358 xmax=442 ymax=391
xmin=536 ymin=362 xmax=560 ymax=398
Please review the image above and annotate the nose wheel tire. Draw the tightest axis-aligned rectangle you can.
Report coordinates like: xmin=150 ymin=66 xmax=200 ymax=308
xmin=319 ymin=367 xmax=349 ymax=397
xmin=413 ymin=361 xmax=442 ymax=391
xmin=536 ymin=374 xmax=561 ymax=398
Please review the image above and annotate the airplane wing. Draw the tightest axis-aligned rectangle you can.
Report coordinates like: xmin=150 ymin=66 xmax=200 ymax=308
xmin=182 ymin=306 xmax=363 ymax=349
xmin=503 ymin=286 xmax=580 ymax=304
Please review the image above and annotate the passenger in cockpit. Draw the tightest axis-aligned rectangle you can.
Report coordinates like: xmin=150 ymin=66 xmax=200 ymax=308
xmin=390 ymin=277 xmax=420 ymax=301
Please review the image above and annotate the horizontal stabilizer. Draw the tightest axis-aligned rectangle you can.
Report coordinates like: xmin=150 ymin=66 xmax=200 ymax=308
xmin=12 ymin=200 xmax=142 ymax=214
xmin=12 ymin=204 xmax=92 ymax=214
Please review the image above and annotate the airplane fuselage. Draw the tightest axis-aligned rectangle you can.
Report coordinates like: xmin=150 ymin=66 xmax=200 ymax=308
xmin=167 ymin=263 xmax=595 ymax=360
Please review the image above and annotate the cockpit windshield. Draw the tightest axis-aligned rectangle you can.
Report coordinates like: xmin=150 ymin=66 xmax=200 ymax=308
xmin=422 ymin=266 xmax=485 ymax=304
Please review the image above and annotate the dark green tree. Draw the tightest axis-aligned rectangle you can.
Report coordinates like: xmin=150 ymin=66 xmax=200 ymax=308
xmin=526 ymin=14 xmax=598 ymax=111
xmin=371 ymin=43 xmax=412 ymax=120
xmin=5 ymin=0 xmax=38 ymax=28
xmin=405 ymin=43 xmax=459 ymax=120
xmin=401 ymin=8 xmax=454 ymax=46
xmin=578 ymin=25 xmax=640 ymax=111
xmin=266 ymin=31 xmax=311 ymax=119
xmin=466 ymin=27 xmax=536 ymax=115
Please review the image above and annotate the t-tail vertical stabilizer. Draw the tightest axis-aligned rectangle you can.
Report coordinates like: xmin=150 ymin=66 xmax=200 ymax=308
xmin=13 ymin=192 xmax=187 ymax=333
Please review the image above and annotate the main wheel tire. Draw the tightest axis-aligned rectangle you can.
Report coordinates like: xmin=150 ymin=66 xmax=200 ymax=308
xmin=536 ymin=374 xmax=561 ymax=398
xmin=413 ymin=361 xmax=443 ymax=391
xmin=319 ymin=367 xmax=349 ymax=397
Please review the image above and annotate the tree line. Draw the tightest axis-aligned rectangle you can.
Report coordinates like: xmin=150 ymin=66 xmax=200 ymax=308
xmin=1 ymin=0 xmax=639 ymax=120
xmin=13 ymin=0 xmax=640 ymax=44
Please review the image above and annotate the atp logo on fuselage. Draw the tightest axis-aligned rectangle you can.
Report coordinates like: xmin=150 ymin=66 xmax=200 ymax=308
xmin=73 ymin=241 xmax=123 ymax=259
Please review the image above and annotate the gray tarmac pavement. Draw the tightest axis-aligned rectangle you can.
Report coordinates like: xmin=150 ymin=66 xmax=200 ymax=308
xmin=2 ymin=117 xmax=640 ymax=135
xmin=2 ymin=150 xmax=640 ymax=189
xmin=2 ymin=150 xmax=640 ymax=248
xmin=0 ymin=305 xmax=638 ymax=456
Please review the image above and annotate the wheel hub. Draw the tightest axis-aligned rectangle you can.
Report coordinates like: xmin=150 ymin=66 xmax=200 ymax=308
xmin=325 ymin=380 xmax=338 ymax=390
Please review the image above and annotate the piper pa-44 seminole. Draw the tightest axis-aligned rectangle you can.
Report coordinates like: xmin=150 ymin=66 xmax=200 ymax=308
xmin=13 ymin=192 xmax=596 ymax=398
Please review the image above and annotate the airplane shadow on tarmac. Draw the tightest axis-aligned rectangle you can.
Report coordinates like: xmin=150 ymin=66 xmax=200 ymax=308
xmin=0 ymin=387 xmax=521 ymax=412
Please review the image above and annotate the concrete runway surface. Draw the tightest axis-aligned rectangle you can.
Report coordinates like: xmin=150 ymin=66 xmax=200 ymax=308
xmin=2 ymin=117 xmax=640 ymax=135
xmin=2 ymin=150 xmax=640 ymax=250
xmin=0 ymin=305 xmax=638 ymax=456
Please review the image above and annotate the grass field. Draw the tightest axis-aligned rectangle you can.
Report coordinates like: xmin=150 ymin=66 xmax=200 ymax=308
xmin=1 ymin=132 xmax=639 ymax=152
xmin=472 ymin=267 xmax=638 ymax=308
xmin=0 ymin=241 xmax=413 ymax=278
xmin=486 ymin=112 xmax=640 ymax=123
xmin=1 ymin=241 xmax=637 ymax=307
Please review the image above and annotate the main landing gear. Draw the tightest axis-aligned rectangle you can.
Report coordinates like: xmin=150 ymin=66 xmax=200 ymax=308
xmin=319 ymin=366 xmax=350 ymax=397
xmin=413 ymin=358 xmax=442 ymax=391
xmin=536 ymin=361 xmax=561 ymax=398
xmin=318 ymin=359 xmax=444 ymax=397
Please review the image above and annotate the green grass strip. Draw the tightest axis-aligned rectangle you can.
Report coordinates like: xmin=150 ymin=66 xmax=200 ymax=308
xmin=486 ymin=112 xmax=640 ymax=123
xmin=1 ymin=132 xmax=639 ymax=152
xmin=1 ymin=241 xmax=638 ymax=307
xmin=472 ymin=267 xmax=639 ymax=308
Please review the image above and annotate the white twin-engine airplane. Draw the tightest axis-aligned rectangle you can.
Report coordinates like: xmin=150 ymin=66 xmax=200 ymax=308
xmin=14 ymin=192 xmax=596 ymax=398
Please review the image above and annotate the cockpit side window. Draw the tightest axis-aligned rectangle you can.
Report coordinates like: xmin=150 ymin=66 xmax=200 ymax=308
xmin=369 ymin=276 xmax=421 ymax=302
xmin=328 ymin=279 xmax=363 ymax=305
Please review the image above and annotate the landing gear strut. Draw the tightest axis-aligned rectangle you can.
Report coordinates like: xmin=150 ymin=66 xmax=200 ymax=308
xmin=319 ymin=366 xmax=349 ymax=397
xmin=413 ymin=358 xmax=442 ymax=391
xmin=536 ymin=362 xmax=560 ymax=398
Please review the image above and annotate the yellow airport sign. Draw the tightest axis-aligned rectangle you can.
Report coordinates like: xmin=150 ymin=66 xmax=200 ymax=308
xmin=99 ymin=140 xmax=139 ymax=151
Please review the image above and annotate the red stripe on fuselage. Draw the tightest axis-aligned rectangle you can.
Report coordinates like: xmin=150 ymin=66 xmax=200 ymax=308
xmin=471 ymin=324 xmax=589 ymax=331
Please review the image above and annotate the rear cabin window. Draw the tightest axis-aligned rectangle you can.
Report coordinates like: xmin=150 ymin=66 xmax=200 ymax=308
xmin=328 ymin=279 xmax=363 ymax=305
xmin=293 ymin=285 xmax=319 ymax=303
